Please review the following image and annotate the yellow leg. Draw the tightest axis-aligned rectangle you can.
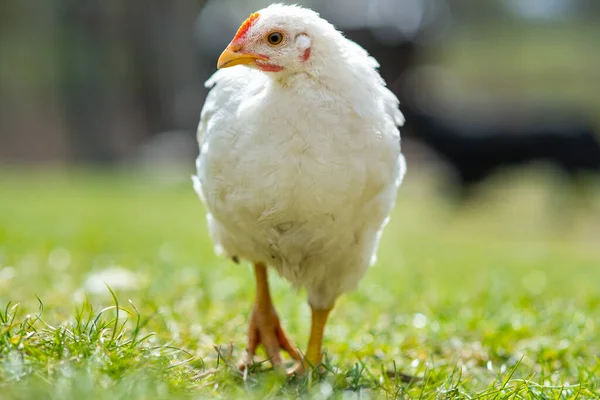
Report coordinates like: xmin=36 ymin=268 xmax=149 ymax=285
xmin=239 ymin=262 xmax=301 ymax=371
xmin=254 ymin=262 xmax=271 ymax=307
xmin=304 ymin=305 xmax=333 ymax=367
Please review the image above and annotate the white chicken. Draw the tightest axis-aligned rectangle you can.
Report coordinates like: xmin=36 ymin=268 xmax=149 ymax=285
xmin=193 ymin=4 xmax=406 ymax=374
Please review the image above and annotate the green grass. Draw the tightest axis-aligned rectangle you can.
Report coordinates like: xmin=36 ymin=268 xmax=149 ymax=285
xmin=0 ymin=167 xmax=599 ymax=399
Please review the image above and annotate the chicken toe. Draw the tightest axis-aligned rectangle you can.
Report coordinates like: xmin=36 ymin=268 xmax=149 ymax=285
xmin=239 ymin=263 xmax=301 ymax=371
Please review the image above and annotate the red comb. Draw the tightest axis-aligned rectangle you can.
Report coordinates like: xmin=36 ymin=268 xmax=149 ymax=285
xmin=233 ymin=12 xmax=260 ymax=42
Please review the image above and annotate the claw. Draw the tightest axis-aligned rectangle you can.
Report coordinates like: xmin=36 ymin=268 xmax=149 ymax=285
xmin=239 ymin=263 xmax=301 ymax=373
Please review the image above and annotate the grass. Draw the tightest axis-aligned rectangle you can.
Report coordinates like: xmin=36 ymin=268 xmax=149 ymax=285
xmin=0 ymin=167 xmax=599 ymax=399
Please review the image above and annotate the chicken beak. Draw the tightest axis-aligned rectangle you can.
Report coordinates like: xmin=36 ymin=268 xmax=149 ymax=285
xmin=217 ymin=44 xmax=268 ymax=69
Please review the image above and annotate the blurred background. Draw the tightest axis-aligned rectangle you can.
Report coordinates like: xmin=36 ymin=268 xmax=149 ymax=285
xmin=1 ymin=0 xmax=600 ymax=235
xmin=1 ymin=0 xmax=599 ymax=184
xmin=1 ymin=2 xmax=599 ymax=395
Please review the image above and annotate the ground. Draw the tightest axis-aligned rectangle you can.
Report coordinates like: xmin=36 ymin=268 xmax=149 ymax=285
xmin=0 ymin=167 xmax=599 ymax=399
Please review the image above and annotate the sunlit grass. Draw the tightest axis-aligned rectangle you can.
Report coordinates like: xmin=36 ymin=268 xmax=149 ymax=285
xmin=0 ymin=167 xmax=599 ymax=399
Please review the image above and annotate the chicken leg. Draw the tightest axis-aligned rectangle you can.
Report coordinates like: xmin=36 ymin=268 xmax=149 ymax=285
xmin=239 ymin=262 xmax=301 ymax=371
xmin=305 ymin=305 xmax=332 ymax=367
xmin=287 ymin=304 xmax=333 ymax=375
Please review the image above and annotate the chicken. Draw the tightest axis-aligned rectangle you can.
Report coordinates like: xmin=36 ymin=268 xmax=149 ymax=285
xmin=193 ymin=4 xmax=406 ymax=374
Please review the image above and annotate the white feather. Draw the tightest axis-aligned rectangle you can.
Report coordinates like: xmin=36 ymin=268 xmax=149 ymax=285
xmin=194 ymin=4 xmax=406 ymax=309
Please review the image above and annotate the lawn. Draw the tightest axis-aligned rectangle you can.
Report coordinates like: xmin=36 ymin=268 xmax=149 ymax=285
xmin=0 ymin=167 xmax=599 ymax=399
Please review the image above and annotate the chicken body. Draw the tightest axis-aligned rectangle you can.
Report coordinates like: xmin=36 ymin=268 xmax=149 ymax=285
xmin=193 ymin=4 xmax=406 ymax=372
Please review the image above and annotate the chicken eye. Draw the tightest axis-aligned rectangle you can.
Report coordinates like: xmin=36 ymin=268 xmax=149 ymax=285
xmin=267 ymin=32 xmax=283 ymax=46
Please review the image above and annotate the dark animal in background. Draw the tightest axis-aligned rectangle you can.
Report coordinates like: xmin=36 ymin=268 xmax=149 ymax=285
xmin=402 ymin=105 xmax=600 ymax=197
